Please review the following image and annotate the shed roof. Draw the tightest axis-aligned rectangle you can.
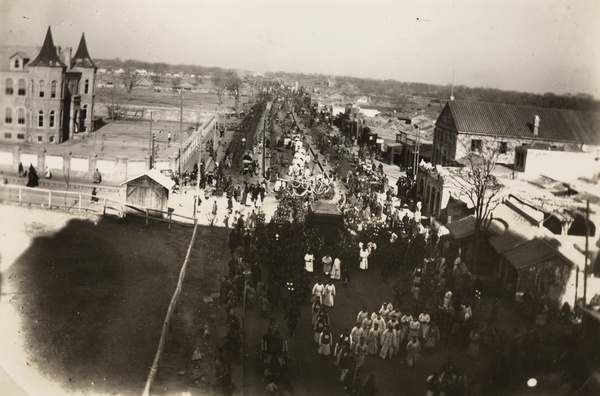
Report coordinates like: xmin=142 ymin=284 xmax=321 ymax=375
xmin=446 ymin=100 xmax=600 ymax=145
xmin=121 ymin=169 xmax=175 ymax=190
xmin=445 ymin=214 xmax=505 ymax=240
xmin=502 ymin=238 xmax=565 ymax=270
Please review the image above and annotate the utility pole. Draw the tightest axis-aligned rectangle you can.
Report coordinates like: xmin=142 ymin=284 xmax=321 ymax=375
xmin=213 ymin=106 xmax=218 ymax=165
xmin=193 ymin=130 xmax=202 ymax=220
xmin=584 ymin=199 xmax=590 ymax=304
xmin=179 ymin=89 xmax=183 ymax=142
xmin=149 ymin=112 xmax=153 ymax=169
xmin=413 ymin=120 xmax=421 ymax=181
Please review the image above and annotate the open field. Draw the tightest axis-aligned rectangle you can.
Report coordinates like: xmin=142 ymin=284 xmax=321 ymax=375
xmin=95 ymin=80 xmax=255 ymax=111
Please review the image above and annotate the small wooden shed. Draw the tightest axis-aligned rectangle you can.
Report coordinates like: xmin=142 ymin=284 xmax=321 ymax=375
xmin=121 ymin=169 xmax=174 ymax=218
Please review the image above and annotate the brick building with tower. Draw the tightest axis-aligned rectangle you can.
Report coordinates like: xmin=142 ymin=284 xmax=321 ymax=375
xmin=0 ymin=26 xmax=97 ymax=145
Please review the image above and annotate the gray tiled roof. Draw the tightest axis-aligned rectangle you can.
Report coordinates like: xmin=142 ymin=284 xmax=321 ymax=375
xmin=447 ymin=100 xmax=600 ymax=145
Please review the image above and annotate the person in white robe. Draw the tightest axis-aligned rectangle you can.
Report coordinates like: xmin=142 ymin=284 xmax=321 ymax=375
xmin=406 ymin=336 xmax=421 ymax=368
xmin=350 ymin=323 xmax=364 ymax=348
xmin=311 ymin=280 xmax=324 ymax=304
xmin=419 ymin=312 xmax=431 ymax=340
xmin=330 ymin=258 xmax=341 ymax=280
xmin=443 ymin=291 xmax=453 ymax=310
xmin=356 ymin=307 xmax=369 ymax=326
xmin=318 ymin=326 xmax=333 ymax=356
xmin=353 ymin=337 xmax=368 ymax=369
xmin=359 ymin=242 xmax=372 ymax=270
xmin=361 ymin=313 xmax=373 ymax=333
xmin=372 ymin=312 xmax=386 ymax=331
xmin=366 ymin=322 xmax=382 ymax=355
xmin=304 ymin=250 xmax=315 ymax=273
xmin=379 ymin=302 xmax=392 ymax=322
xmin=379 ymin=325 xmax=396 ymax=359
xmin=408 ymin=317 xmax=421 ymax=340
xmin=323 ymin=280 xmax=336 ymax=308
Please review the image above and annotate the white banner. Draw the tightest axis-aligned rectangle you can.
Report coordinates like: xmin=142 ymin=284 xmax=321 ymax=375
xmin=127 ymin=161 xmax=146 ymax=177
xmin=97 ymin=160 xmax=116 ymax=175
xmin=71 ymin=157 xmax=89 ymax=172
xmin=154 ymin=161 xmax=169 ymax=171
xmin=20 ymin=153 xmax=38 ymax=168
xmin=0 ymin=151 xmax=13 ymax=165
xmin=45 ymin=156 xmax=64 ymax=170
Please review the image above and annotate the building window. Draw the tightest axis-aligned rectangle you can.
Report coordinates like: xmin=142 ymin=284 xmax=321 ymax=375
xmin=14 ymin=59 xmax=19 ymax=68
xmin=49 ymin=136 xmax=55 ymax=143
xmin=37 ymin=136 xmax=43 ymax=143
xmin=4 ymin=133 xmax=12 ymax=139
xmin=80 ymin=105 xmax=88 ymax=132
xmin=51 ymin=81 xmax=57 ymax=98
xmin=39 ymin=80 xmax=45 ymax=97
xmin=5 ymin=78 xmax=13 ymax=95
xmin=50 ymin=110 xmax=55 ymax=128
xmin=516 ymin=151 xmax=525 ymax=168
xmin=18 ymin=79 xmax=26 ymax=96
xmin=17 ymin=133 xmax=25 ymax=140
xmin=5 ymin=108 xmax=12 ymax=124
xmin=470 ymin=139 xmax=482 ymax=152
xmin=38 ymin=110 xmax=44 ymax=127
xmin=84 ymin=79 xmax=89 ymax=94
xmin=499 ymin=141 xmax=508 ymax=154
xmin=17 ymin=108 xmax=25 ymax=125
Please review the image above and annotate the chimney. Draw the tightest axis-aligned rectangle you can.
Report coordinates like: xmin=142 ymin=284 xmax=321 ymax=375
xmin=533 ymin=115 xmax=540 ymax=136
xmin=61 ymin=47 xmax=72 ymax=69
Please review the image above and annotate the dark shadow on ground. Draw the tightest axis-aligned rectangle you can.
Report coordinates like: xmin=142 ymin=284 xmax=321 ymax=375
xmin=5 ymin=214 xmax=196 ymax=395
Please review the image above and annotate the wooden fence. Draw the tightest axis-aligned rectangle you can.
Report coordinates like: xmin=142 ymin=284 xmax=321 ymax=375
xmin=0 ymin=184 xmax=196 ymax=226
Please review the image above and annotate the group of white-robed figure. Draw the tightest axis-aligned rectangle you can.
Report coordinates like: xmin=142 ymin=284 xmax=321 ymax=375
xmin=304 ymin=252 xmax=341 ymax=280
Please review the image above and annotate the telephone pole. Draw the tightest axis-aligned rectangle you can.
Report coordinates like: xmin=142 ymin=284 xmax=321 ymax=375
xmin=148 ymin=112 xmax=153 ymax=169
xmin=179 ymin=89 xmax=183 ymax=141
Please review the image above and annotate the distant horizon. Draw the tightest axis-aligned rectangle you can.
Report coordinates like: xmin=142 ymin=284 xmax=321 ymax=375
xmin=88 ymin=56 xmax=598 ymax=100
xmin=2 ymin=0 xmax=598 ymax=98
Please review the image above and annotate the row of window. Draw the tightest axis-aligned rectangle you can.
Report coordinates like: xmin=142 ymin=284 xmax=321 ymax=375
xmin=2 ymin=132 xmax=55 ymax=143
xmin=470 ymin=139 xmax=508 ymax=154
xmin=4 ymin=108 xmax=57 ymax=128
xmin=5 ymin=78 xmax=91 ymax=97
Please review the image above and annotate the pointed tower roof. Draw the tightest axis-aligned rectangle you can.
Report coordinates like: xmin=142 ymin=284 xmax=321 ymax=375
xmin=71 ymin=33 xmax=97 ymax=69
xmin=29 ymin=26 xmax=66 ymax=68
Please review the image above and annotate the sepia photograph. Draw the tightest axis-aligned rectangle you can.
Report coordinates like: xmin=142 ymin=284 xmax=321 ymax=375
xmin=1 ymin=1 xmax=599 ymax=395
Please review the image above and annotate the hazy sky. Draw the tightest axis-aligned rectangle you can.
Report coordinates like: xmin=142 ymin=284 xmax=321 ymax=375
xmin=1 ymin=0 xmax=599 ymax=97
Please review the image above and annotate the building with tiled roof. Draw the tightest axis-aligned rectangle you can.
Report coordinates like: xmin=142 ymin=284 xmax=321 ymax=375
xmin=1 ymin=26 xmax=97 ymax=145
xmin=432 ymin=99 xmax=600 ymax=166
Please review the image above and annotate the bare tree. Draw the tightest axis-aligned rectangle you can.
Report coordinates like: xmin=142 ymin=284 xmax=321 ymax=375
xmin=225 ymin=71 xmax=243 ymax=112
xmin=171 ymin=76 xmax=182 ymax=92
xmin=211 ymin=73 xmax=227 ymax=105
xmin=103 ymin=85 xmax=123 ymax=121
xmin=121 ymin=68 xmax=142 ymax=101
xmin=456 ymin=139 xmax=503 ymax=273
